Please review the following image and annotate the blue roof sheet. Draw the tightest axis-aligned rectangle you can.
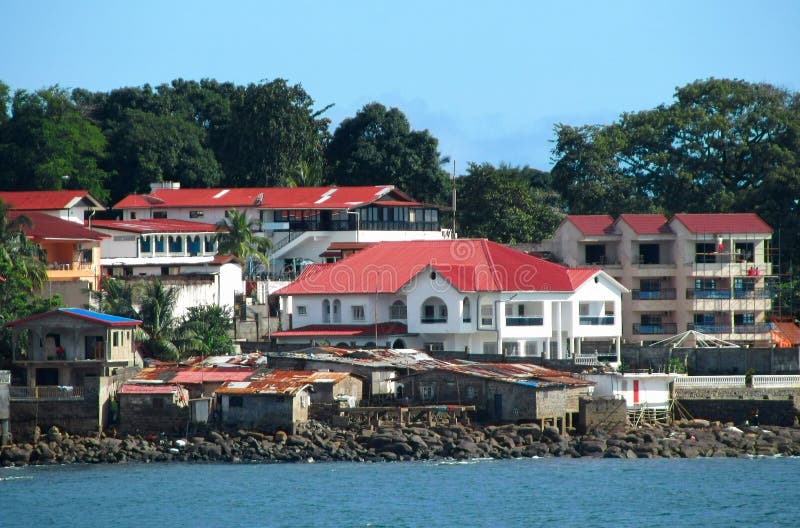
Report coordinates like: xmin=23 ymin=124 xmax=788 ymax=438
xmin=59 ymin=308 xmax=140 ymax=325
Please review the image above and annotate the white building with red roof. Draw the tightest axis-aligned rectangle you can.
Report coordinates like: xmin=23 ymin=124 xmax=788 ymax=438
xmin=0 ymin=190 xmax=104 ymax=224
xmin=271 ymin=239 xmax=627 ymax=363
xmin=113 ymin=182 xmax=448 ymax=278
xmin=541 ymin=213 xmax=775 ymax=346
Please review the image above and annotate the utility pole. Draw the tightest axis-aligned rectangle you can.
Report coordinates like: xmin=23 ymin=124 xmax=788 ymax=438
xmin=451 ymin=160 xmax=457 ymax=238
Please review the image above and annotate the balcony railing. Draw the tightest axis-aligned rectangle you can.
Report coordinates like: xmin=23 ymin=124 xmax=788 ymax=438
xmin=686 ymin=289 xmax=731 ymax=299
xmin=0 ymin=370 xmax=10 ymax=384
xmin=389 ymin=306 xmax=408 ymax=320
xmin=9 ymin=385 xmax=84 ymax=400
xmin=505 ymin=316 xmax=544 ymax=327
xmin=733 ymin=289 xmax=773 ymax=299
xmin=580 ymin=316 xmax=615 ymax=325
xmin=687 ymin=324 xmax=731 ymax=334
xmin=421 ymin=317 xmax=448 ymax=324
xmin=633 ymin=323 xmax=678 ymax=335
xmin=733 ymin=324 xmax=772 ymax=334
xmin=632 ymin=289 xmax=676 ymax=300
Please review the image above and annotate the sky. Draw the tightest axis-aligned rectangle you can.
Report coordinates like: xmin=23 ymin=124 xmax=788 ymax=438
xmin=2 ymin=1 xmax=799 ymax=172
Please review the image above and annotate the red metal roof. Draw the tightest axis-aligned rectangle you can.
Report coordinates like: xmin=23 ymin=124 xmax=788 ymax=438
xmin=12 ymin=212 xmax=107 ymax=241
xmin=113 ymin=185 xmax=415 ymax=210
xmin=275 ymin=239 xmax=597 ymax=295
xmin=564 ymin=215 xmax=615 ymax=235
xmin=118 ymin=383 xmax=184 ymax=395
xmin=616 ymin=214 xmax=670 ymax=235
xmin=271 ymin=323 xmax=408 ymax=338
xmin=91 ymin=218 xmax=217 ymax=233
xmin=671 ymin=213 xmax=772 ymax=234
xmin=0 ymin=190 xmax=104 ymax=210
xmin=130 ymin=366 xmax=255 ymax=384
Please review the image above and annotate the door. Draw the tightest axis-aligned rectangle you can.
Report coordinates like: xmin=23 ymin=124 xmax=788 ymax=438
xmin=633 ymin=380 xmax=640 ymax=405
xmin=494 ymin=393 xmax=503 ymax=419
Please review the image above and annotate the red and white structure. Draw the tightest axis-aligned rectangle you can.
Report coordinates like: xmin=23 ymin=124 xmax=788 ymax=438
xmin=272 ymin=239 xmax=627 ymax=361
xmin=113 ymin=182 xmax=448 ymax=277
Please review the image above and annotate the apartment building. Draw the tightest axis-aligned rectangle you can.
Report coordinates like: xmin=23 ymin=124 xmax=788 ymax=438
xmin=542 ymin=213 xmax=774 ymax=346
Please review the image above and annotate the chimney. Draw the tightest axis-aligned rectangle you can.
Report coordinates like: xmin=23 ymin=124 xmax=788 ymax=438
xmin=149 ymin=181 xmax=181 ymax=192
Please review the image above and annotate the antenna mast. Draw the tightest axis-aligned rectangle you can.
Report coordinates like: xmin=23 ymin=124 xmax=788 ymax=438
xmin=451 ymin=160 xmax=457 ymax=238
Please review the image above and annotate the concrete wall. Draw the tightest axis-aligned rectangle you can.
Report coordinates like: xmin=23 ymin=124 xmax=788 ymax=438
xmin=578 ymin=397 xmax=628 ymax=434
xmin=675 ymin=386 xmax=799 ymax=426
xmin=118 ymin=394 xmax=190 ymax=435
xmin=220 ymin=390 xmax=310 ymax=432
xmin=621 ymin=345 xmax=800 ymax=374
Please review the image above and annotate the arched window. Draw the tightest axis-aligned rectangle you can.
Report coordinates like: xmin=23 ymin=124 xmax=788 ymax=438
xmin=389 ymin=300 xmax=407 ymax=320
xmin=462 ymin=297 xmax=472 ymax=323
xmin=322 ymin=299 xmax=331 ymax=323
xmin=392 ymin=338 xmax=406 ymax=349
xmin=332 ymin=299 xmax=342 ymax=323
xmin=421 ymin=297 xmax=448 ymax=324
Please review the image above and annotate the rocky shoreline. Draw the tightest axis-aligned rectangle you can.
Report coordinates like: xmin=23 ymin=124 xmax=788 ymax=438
xmin=3 ymin=420 xmax=800 ymax=467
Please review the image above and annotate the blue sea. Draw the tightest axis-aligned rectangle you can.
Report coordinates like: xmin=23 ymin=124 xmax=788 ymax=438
xmin=1 ymin=457 xmax=799 ymax=527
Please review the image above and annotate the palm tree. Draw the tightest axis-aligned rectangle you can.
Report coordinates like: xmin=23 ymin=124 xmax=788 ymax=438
xmin=138 ymin=279 xmax=180 ymax=361
xmin=0 ymin=200 xmax=47 ymax=292
xmin=176 ymin=305 xmax=234 ymax=357
xmin=215 ymin=208 xmax=273 ymax=278
xmin=93 ymin=277 xmax=139 ymax=319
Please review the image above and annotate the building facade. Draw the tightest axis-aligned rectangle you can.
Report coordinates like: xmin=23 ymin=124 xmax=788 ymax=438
xmin=272 ymin=239 xmax=628 ymax=362
xmin=541 ymin=213 xmax=775 ymax=346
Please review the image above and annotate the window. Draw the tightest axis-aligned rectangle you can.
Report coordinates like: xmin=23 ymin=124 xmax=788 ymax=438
xmin=153 ymin=211 xmax=167 ymax=219
xmin=113 ymin=331 xmax=119 ymax=347
xmin=421 ymin=297 xmax=447 ymax=323
xmin=129 ymin=212 xmax=137 ymax=220
xmin=465 ymin=386 xmax=476 ymax=400
xmin=480 ymin=304 xmax=494 ymax=326
xmin=640 ymin=279 xmax=661 ymax=292
xmin=333 ymin=300 xmax=342 ymax=323
xmin=425 ymin=342 xmax=444 ymax=352
xmin=296 ymin=305 xmax=307 ymax=316
xmin=154 ymin=236 xmax=165 ymax=253
xmin=389 ymin=300 xmax=407 ymax=320
xmin=641 ymin=314 xmax=662 ymax=325
xmin=139 ymin=236 xmax=152 ymax=253
xmin=482 ymin=342 xmax=497 ymax=354
xmin=229 ymin=396 xmax=243 ymax=408
xmin=734 ymin=313 xmax=755 ymax=326
xmin=352 ymin=305 xmax=365 ymax=321
xmin=168 ymin=236 xmax=184 ymax=253
xmin=695 ymin=243 xmax=716 ymax=263
xmin=585 ymin=244 xmax=606 ymax=265
xmin=735 ymin=242 xmax=754 ymax=262
xmin=189 ymin=210 xmax=205 ymax=219
xmin=322 ymin=300 xmax=331 ymax=323
xmin=638 ymin=243 xmax=660 ymax=264
xmin=462 ymin=297 xmax=471 ymax=323
xmin=420 ymin=384 xmax=434 ymax=401
xmin=502 ymin=342 xmax=519 ymax=356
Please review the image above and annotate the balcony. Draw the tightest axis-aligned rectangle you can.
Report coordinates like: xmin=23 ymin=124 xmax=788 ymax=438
xmin=632 ymin=289 xmax=676 ymax=300
xmin=580 ymin=316 xmax=615 ymax=325
xmin=687 ymin=324 xmax=731 ymax=334
xmin=733 ymin=324 xmax=772 ymax=334
xmin=633 ymin=323 xmax=678 ymax=335
xmin=9 ymin=385 xmax=84 ymax=401
xmin=686 ymin=289 xmax=731 ymax=299
xmin=733 ymin=289 xmax=773 ymax=299
xmin=505 ymin=316 xmax=544 ymax=327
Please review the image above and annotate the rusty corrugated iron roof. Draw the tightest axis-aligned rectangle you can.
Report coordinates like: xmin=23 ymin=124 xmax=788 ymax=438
xmin=415 ymin=362 xmax=594 ymax=388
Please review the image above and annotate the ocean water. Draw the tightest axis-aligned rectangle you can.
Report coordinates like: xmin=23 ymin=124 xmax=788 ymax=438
xmin=1 ymin=457 xmax=799 ymax=527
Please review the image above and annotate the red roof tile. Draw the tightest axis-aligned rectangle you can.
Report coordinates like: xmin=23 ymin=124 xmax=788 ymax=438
xmin=564 ymin=215 xmax=615 ymax=235
xmin=616 ymin=214 xmax=670 ymax=235
xmin=113 ymin=186 xmax=415 ymax=210
xmin=0 ymin=190 xmax=104 ymax=210
xmin=271 ymin=323 xmax=408 ymax=338
xmin=12 ymin=212 xmax=107 ymax=241
xmin=275 ymin=239 xmax=596 ymax=295
xmin=91 ymin=218 xmax=217 ymax=233
xmin=671 ymin=213 xmax=772 ymax=234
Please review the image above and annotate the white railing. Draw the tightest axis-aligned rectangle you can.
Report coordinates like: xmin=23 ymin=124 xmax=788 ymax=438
xmin=752 ymin=375 xmax=800 ymax=388
xmin=0 ymin=370 xmax=10 ymax=384
xmin=9 ymin=385 xmax=84 ymax=400
xmin=673 ymin=376 xmax=745 ymax=388
xmin=575 ymin=356 xmax=604 ymax=366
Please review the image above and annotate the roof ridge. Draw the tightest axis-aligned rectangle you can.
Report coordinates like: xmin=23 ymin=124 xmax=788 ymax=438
xmin=478 ymin=239 xmax=502 ymax=290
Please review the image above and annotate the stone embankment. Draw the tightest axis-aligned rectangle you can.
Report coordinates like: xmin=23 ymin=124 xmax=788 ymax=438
xmin=3 ymin=420 xmax=800 ymax=467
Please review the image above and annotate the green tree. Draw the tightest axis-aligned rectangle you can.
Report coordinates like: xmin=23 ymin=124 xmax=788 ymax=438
xmin=325 ymin=102 xmax=450 ymax=204
xmin=218 ymin=79 xmax=331 ymax=187
xmin=176 ymin=305 xmax=234 ymax=357
xmin=457 ymin=163 xmax=563 ymax=243
xmin=0 ymin=201 xmax=59 ymax=365
xmin=137 ymin=279 xmax=180 ymax=361
xmin=106 ymin=109 xmax=223 ymax=199
xmin=0 ymin=86 xmax=109 ymax=201
xmin=215 ymin=209 xmax=272 ymax=278
xmin=93 ymin=277 xmax=139 ymax=320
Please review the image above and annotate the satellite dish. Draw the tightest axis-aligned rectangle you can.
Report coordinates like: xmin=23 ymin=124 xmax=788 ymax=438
xmin=254 ymin=193 xmax=263 ymax=205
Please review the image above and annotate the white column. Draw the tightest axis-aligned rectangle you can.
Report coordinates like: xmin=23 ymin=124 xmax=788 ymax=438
xmin=555 ymin=301 xmax=563 ymax=360
xmin=577 ymin=338 xmax=582 ymax=356
xmin=616 ymin=338 xmax=621 ymax=364
xmin=569 ymin=337 xmax=575 ymax=359
xmin=545 ymin=337 xmax=551 ymax=359
xmin=518 ymin=339 xmax=525 ymax=357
